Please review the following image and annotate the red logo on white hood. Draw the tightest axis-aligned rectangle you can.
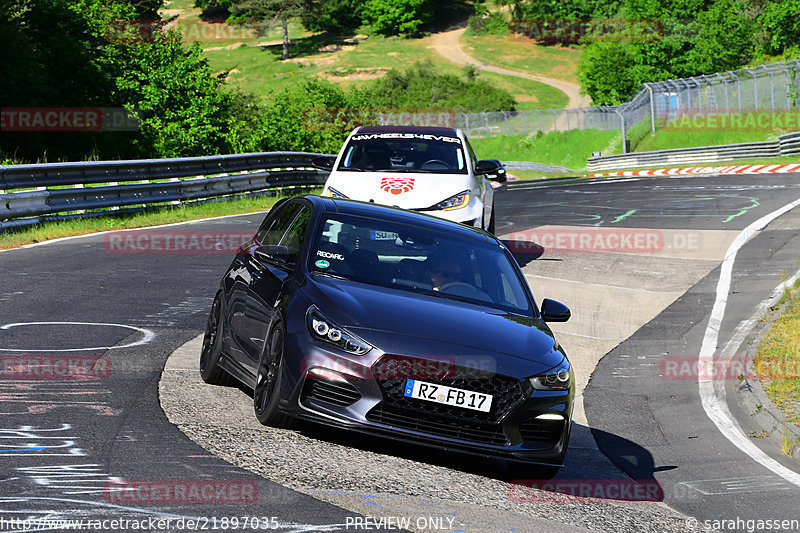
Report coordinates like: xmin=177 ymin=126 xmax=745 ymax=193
xmin=379 ymin=177 xmax=415 ymax=195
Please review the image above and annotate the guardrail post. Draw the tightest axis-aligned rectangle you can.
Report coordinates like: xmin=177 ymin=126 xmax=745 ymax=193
xmin=613 ymin=108 xmax=627 ymax=154
xmin=744 ymin=67 xmax=758 ymax=110
xmin=551 ymin=110 xmax=557 ymax=132
xmin=729 ymin=71 xmax=741 ymax=111
xmin=645 ymin=83 xmax=656 ymax=132
xmin=761 ymin=65 xmax=775 ymax=110
xmin=716 ymin=73 xmax=729 ymax=113
xmin=780 ymin=64 xmax=792 ymax=108
xmin=537 ymin=109 xmax=542 ymax=132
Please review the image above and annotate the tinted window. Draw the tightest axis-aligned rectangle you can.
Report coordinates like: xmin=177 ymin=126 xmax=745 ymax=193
xmin=279 ymin=207 xmax=311 ymax=265
xmin=309 ymin=214 xmax=533 ymax=315
xmin=337 ymin=132 xmax=468 ymax=174
xmin=256 ymin=202 xmax=301 ymax=245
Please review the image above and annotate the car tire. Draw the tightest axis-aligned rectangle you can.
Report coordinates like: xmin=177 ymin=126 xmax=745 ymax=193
xmin=254 ymin=322 xmax=291 ymax=428
xmin=487 ymin=204 xmax=496 ymax=234
xmin=199 ymin=293 xmax=232 ymax=386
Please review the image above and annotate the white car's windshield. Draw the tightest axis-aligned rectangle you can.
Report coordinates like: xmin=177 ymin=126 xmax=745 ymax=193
xmin=337 ymin=132 xmax=468 ymax=174
xmin=309 ymin=214 xmax=533 ymax=315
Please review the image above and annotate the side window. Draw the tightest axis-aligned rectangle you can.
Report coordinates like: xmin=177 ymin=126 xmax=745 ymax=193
xmin=464 ymin=139 xmax=479 ymax=171
xmin=256 ymin=202 xmax=301 ymax=245
xmin=279 ymin=207 xmax=311 ymax=265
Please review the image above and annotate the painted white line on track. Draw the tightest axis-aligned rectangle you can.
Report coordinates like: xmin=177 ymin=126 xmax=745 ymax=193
xmin=556 ymin=331 xmax=625 ymax=341
xmin=699 ymin=197 xmax=800 ymax=487
xmin=0 ymin=322 xmax=155 ymax=352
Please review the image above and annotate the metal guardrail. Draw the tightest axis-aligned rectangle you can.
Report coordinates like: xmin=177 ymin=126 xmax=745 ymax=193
xmin=586 ymin=132 xmax=800 ymax=171
xmin=501 ymin=161 xmax=574 ymax=173
xmin=0 ymin=152 xmax=330 ymax=230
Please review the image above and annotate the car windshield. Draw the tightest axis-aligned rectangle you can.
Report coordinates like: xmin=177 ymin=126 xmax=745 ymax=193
xmin=309 ymin=213 xmax=533 ymax=315
xmin=337 ymin=132 xmax=468 ymax=174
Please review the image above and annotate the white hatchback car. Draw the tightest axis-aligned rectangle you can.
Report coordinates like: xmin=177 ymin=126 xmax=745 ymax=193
xmin=316 ymin=126 xmax=505 ymax=233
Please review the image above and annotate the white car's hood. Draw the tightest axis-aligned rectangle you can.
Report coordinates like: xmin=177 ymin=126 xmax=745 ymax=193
xmin=324 ymin=171 xmax=472 ymax=209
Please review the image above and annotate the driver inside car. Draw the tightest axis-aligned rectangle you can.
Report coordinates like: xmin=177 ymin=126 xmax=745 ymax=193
xmin=428 ymin=258 xmax=464 ymax=291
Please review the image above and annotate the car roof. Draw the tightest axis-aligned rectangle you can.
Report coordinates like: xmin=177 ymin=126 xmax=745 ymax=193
xmin=353 ymin=125 xmax=460 ymax=137
xmin=302 ymin=195 xmax=495 ymax=244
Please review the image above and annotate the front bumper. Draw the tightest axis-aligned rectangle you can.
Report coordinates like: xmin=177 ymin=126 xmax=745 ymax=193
xmin=280 ymin=337 xmax=572 ymax=464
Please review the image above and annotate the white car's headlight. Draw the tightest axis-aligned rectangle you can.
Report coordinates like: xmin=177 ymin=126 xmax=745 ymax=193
xmin=529 ymin=360 xmax=572 ymax=391
xmin=307 ymin=306 xmax=372 ymax=355
xmin=431 ymin=190 xmax=470 ymax=211
xmin=324 ymin=187 xmax=348 ymax=199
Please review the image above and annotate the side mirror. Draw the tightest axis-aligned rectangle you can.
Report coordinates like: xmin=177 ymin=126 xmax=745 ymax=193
xmin=541 ymin=298 xmax=570 ymax=322
xmin=476 ymin=159 xmax=506 ymax=182
xmin=254 ymin=245 xmax=289 ymax=264
xmin=312 ymin=155 xmax=335 ymax=171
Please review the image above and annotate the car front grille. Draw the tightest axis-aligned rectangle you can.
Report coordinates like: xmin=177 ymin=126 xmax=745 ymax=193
xmin=372 ymin=356 xmax=525 ymax=424
xmin=519 ymin=418 xmax=565 ymax=444
xmin=302 ymin=378 xmax=362 ymax=407
xmin=366 ymin=404 xmax=508 ymax=445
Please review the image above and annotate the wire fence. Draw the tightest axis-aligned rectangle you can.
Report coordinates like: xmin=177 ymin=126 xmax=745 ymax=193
xmin=377 ymin=60 xmax=800 ymax=153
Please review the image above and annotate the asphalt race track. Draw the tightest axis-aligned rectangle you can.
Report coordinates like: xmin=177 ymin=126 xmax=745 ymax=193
xmin=1 ymin=172 xmax=799 ymax=532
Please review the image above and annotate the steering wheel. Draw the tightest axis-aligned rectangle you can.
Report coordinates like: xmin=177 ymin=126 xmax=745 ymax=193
xmin=420 ymin=159 xmax=451 ymax=170
xmin=439 ymin=282 xmax=490 ymax=300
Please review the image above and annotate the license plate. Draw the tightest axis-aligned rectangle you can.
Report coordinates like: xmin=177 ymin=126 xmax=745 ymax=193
xmin=370 ymin=230 xmax=398 ymax=241
xmin=403 ymin=379 xmax=492 ymax=413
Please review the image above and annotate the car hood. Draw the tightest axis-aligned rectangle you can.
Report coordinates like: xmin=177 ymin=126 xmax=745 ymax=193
xmin=324 ymin=171 xmax=473 ymax=210
xmin=302 ymin=274 xmax=565 ymax=371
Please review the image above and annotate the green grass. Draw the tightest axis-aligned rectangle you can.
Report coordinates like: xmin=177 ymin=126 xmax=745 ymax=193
xmin=158 ymin=0 xmax=572 ymax=111
xmin=202 ymin=32 xmax=568 ymax=109
xmin=0 ymin=190 xmax=318 ymax=250
xmin=755 ymin=286 xmax=800 ymax=432
xmin=460 ymin=32 xmax=582 ymax=85
xmin=630 ymin=112 xmax=800 ymax=153
xmin=470 ymin=129 xmax=622 ymax=171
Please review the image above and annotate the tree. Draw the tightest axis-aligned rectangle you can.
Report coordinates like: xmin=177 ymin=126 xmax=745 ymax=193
xmin=361 ymin=0 xmax=435 ymax=36
xmin=229 ymin=0 xmax=308 ymax=59
xmin=0 ymin=0 xmax=255 ymax=161
xmin=300 ymin=0 xmax=365 ymax=34
xmin=760 ymin=0 xmax=800 ymax=55
xmin=578 ymin=41 xmax=643 ymax=105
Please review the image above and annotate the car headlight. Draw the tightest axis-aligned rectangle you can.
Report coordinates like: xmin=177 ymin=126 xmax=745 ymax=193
xmin=529 ymin=360 xmax=572 ymax=391
xmin=307 ymin=306 xmax=372 ymax=355
xmin=431 ymin=190 xmax=470 ymax=211
xmin=324 ymin=187 xmax=348 ymax=199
